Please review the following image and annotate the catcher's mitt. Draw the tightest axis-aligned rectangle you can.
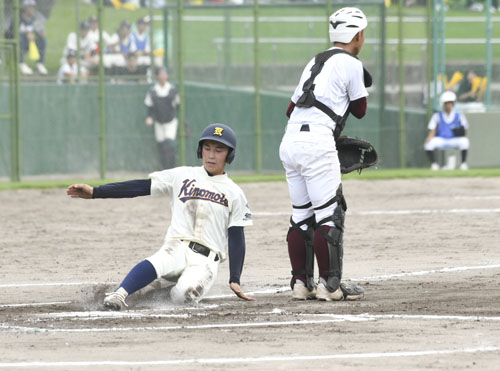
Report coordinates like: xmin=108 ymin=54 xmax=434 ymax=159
xmin=337 ymin=136 xmax=378 ymax=174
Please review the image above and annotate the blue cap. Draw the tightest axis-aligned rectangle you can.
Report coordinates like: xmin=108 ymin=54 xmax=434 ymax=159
xmin=197 ymin=124 xmax=237 ymax=164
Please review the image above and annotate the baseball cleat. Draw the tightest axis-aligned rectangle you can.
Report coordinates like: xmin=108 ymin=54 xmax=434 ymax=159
xmin=316 ymin=282 xmax=344 ymax=301
xmin=103 ymin=290 xmax=128 ymax=311
xmin=340 ymin=282 xmax=364 ymax=301
xmin=430 ymin=163 xmax=440 ymax=171
xmin=292 ymin=280 xmax=316 ymax=300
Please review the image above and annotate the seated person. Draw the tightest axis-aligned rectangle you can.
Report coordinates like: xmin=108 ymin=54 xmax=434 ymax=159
xmin=132 ymin=17 xmax=151 ymax=56
xmin=424 ymin=91 xmax=470 ymax=171
xmin=57 ymin=50 xmax=88 ymax=84
xmin=7 ymin=0 xmax=48 ymax=75
xmin=109 ymin=52 xmax=148 ymax=82
xmin=106 ymin=21 xmax=136 ymax=56
xmin=457 ymin=70 xmax=487 ymax=103
xmin=62 ymin=21 xmax=98 ymax=71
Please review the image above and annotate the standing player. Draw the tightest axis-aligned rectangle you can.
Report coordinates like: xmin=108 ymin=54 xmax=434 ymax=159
xmin=67 ymin=124 xmax=254 ymax=310
xmin=145 ymin=67 xmax=180 ymax=170
xmin=424 ymin=91 xmax=470 ymax=170
xmin=279 ymin=7 xmax=369 ymax=301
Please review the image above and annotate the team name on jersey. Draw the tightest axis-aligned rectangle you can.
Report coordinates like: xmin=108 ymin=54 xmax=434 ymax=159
xmin=178 ymin=179 xmax=229 ymax=207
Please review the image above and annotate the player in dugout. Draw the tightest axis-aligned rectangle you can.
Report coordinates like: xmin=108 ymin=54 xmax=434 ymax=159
xmin=67 ymin=124 xmax=255 ymax=310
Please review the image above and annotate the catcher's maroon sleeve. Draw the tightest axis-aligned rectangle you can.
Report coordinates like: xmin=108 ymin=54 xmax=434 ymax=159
xmin=349 ymin=97 xmax=367 ymax=119
xmin=286 ymin=101 xmax=295 ymax=118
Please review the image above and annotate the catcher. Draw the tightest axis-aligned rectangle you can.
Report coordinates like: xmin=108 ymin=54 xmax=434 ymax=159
xmin=279 ymin=7 xmax=377 ymax=302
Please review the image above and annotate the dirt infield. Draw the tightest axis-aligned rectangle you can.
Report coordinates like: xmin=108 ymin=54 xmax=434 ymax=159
xmin=1 ymin=177 xmax=500 ymax=370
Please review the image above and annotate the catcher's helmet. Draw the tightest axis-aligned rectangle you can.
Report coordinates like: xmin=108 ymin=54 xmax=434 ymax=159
xmin=439 ymin=91 xmax=457 ymax=106
xmin=329 ymin=7 xmax=368 ymax=44
xmin=197 ymin=123 xmax=236 ymax=164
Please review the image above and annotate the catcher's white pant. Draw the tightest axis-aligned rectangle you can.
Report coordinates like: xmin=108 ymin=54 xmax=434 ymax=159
xmin=424 ymin=136 xmax=470 ymax=151
xmin=279 ymin=124 xmax=341 ymax=227
xmin=154 ymin=118 xmax=178 ymax=142
xmin=146 ymin=239 xmax=219 ymax=304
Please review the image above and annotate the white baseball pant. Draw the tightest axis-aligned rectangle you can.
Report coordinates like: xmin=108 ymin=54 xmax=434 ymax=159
xmin=146 ymin=239 xmax=219 ymax=304
xmin=279 ymin=124 xmax=341 ymax=227
xmin=424 ymin=136 xmax=470 ymax=151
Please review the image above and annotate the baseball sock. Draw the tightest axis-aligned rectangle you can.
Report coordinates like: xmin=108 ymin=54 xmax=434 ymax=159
xmin=119 ymin=260 xmax=158 ymax=295
xmin=287 ymin=229 xmax=307 ymax=284
xmin=461 ymin=150 xmax=467 ymax=163
xmin=426 ymin=150 xmax=436 ymax=164
xmin=314 ymin=225 xmax=331 ymax=283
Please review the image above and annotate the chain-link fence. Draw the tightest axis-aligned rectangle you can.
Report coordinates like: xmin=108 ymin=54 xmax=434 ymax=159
xmin=0 ymin=0 xmax=386 ymax=180
xmin=2 ymin=0 xmax=498 ymax=180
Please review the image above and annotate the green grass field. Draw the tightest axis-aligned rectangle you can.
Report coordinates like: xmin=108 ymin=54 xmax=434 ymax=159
xmin=40 ymin=2 xmax=500 ymax=73
xmin=2 ymin=167 xmax=500 ymax=191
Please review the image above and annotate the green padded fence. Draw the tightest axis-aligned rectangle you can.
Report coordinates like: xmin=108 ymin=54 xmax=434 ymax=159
xmin=1 ymin=83 xmax=426 ymax=178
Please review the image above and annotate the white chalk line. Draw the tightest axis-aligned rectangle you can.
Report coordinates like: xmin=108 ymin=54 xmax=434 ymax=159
xmin=0 ymin=301 xmax=72 ymax=308
xmin=0 ymin=346 xmax=497 ymax=368
xmin=0 ymin=281 xmax=118 ymax=288
xmin=353 ymin=263 xmax=500 ymax=282
xmin=31 ymin=310 xmax=500 ymax=323
xmin=253 ymin=207 xmax=500 ymax=217
xmin=3 ymin=310 xmax=500 ymax=334
xmin=0 ymin=318 xmax=368 ymax=333
xmin=454 ymin=195 xmax=500 ymax=200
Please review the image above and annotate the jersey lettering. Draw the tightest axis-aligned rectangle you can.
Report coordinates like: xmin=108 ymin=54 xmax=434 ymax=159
xmin=177 ymin=179 xmax=228 ymax=206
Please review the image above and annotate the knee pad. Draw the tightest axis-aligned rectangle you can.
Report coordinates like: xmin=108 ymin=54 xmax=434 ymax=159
xmin=287 ymin=215 xmax=316 ymax=291
xmin=316 ymin=186 xmax=347 ymax=292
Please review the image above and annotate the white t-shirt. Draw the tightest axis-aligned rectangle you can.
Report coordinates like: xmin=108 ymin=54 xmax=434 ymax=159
xmin=62 ymin=32 xmax=95 ymax=61
xmin=57 ymin=62 xmax=77 ymax=84
xmin=289 ymin=47 xmax=368 ymax=130
xmin=149 ymin=166 xmax=252 ymax=260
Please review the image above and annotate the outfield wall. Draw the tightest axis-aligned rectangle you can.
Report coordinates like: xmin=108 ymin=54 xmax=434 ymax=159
xmin=466 ymin=112 xmax=500 ymax=168
xmin=5 ymin=83 xmax=493 ymax=179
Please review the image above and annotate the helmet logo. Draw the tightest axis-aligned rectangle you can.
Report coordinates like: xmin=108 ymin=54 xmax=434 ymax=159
xmin=330 ymin=20 xmax=346 ymax=29
xmin=213 ymin=127 xmax=224 ymax=136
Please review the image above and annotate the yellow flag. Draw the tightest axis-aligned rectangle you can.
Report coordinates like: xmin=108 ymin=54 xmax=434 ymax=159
xmin=471 ymin=76 xmax=482 ymax=93
xmin=445 ymin=71 xmax=463 ymax=90
xmin=28 ymin=40 xmax=40 ymax=61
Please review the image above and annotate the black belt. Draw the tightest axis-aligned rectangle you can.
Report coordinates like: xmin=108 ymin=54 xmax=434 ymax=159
xmin=188 ymin=241 xmax=219 ymax=262
xmin=300 ymin=124 xmax=334 ymax=136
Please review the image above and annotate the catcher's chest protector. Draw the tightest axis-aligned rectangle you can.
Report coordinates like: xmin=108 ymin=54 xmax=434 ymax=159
xmin=295 ymin=49 xmax=356 ymax=139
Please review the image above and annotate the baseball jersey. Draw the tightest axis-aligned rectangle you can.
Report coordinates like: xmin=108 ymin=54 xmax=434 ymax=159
xmin=289 ymin=47 xmax=368 ymax=130
xmin=149 ymin=166 xmax=252 ymax=260
xmin=428 ymin=110 xmax=468 ymax=138
xmin=144 ymin=82 xmax=180 ymax=124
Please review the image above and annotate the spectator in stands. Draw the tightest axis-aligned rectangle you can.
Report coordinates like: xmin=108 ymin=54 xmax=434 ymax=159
xmin=132 ymin=16 xmax=151 ymax=56
xmin=144 ymin=67 xmax=180 ymax=169
xmin=467 ymin=0 xmax=499 ymax=12
xmin=110 ymin=52 xmax=149 ymax=82
xmin=107 ymin=21 xmax=136 ymax=56
xmin=13 ymin=0 xmax=48 ymax=75
xmin=62 ymin=21 xmax=98 ymax=72
xmin=87 ymin=15 xmax=113 ymax=55
xmin=457 ymin=70 xmax=487 ymax=103
xmin=424 ymin=91 xmax=470 ymax=171
xmin=57 ymin=49 xmax=88 ymax=84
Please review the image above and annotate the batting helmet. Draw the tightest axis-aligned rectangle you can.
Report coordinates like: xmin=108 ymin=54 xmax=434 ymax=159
xmin=197 ymin=123 xmax=237 ymax=164
xmin=439 ymin=91 xmax=457 ymax=106
xmin=329 ymin=7 xmax=368 ymax=44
